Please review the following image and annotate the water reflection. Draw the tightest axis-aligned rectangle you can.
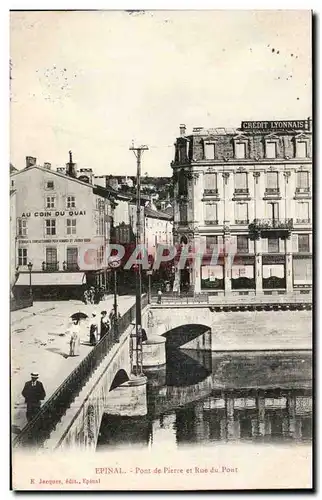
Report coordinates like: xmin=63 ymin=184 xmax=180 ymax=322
xmin=97 ymin=348 xmax=312 ymax=450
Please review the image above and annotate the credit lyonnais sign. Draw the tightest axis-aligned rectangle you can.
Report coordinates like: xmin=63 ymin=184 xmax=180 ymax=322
xmin=241 ymin=120 xmax=310 ymax=131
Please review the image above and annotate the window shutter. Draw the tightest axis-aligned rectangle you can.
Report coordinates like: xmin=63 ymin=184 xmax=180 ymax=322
xmin=235 ymin=173 xmax=247 ymax=189
xmin=262 ymin=237 xmax=268 ymax=253
xmin=249 ymin=239 xmax=254 ymax=253
xmin=279 ymin=237 xmax=285 ymax=253
xmin=204 ymin=143 xmax=215 ymax=160
xmin=266 ymin=172 xmax=278 ymax=188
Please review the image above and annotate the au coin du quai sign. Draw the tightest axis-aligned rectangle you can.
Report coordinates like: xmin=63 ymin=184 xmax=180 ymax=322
xmin=20 ymin=210 xmax=87 ymax=217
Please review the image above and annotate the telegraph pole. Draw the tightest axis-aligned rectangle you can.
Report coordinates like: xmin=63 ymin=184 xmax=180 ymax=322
xmin=129 ymin=143 xmax=149 ymax=375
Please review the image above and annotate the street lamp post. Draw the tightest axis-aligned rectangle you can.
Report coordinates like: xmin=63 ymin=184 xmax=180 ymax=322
xmin=27 ymin=262 xmax=33 ymax=301
xmin=108 ymin=256 xmax=121 ymax=342
xmin=147 ymin=270 xmax=152 ymax=304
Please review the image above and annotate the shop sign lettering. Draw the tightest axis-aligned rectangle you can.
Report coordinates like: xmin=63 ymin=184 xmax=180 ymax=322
xmin=20 ymin=211 xmax=87 ymax=218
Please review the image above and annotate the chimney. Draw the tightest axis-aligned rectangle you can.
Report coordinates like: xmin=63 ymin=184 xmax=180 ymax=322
xmin=43 ymin=162 xmax=51 ymax=170
xmin=26 ymin=156 xmax=37 ymax=168
xmin=56 ymin=167 xmax=66 ymax=175
xmin=66 ymin=150 xmax=77 ymax=178
xmin=79 ymin=168 xmax=93 ymax=184
xmin=179 ymin=124 xmax=186 ymax=137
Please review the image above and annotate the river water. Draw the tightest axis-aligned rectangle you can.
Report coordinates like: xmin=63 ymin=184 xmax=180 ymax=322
xmin=97 ymin=347 xmax=312 ymax=450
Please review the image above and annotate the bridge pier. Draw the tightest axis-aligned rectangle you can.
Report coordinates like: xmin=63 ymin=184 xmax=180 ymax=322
xmin=105 ymin=375 xmax=148 ymax=417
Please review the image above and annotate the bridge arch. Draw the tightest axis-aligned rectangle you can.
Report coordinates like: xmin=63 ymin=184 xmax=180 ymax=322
xmin=109 ymin=369 xmax=130 ymax=391
xmin=162 ymin=323 xmax=211 ymax=350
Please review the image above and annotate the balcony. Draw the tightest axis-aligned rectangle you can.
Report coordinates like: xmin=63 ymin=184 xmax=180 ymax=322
xmin=264 ymin=188 xmax=280 ymax=197
xmin=63 ymin=262 xmax=80 ymax=272
xmin=295 ymin=187 xmax=311 ymax=199
xmin=235 ymin=219 xmax=249 ymax=225
xmin=203 ymin=189 xmax=219 ymax=197
xmin=204 ymin=220 xmax=219 ymax=226
xmin=249 ymin=218 xmax=293 ymax=238
xmin=234 ymin=188 xmax=249 ymax=195
xmin=296 ymin=218 xmax=311 ymax=224
xmin=42 ymin=262 xmax=59 ymax=272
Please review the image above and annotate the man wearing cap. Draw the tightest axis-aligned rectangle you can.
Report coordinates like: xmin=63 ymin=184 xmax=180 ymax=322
xmin=21 ymin=373 xmax=46 ymax=422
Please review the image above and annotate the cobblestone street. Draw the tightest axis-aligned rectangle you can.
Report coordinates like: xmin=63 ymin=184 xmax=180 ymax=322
xmin=11 ymin=295 xmax=135 ymax=434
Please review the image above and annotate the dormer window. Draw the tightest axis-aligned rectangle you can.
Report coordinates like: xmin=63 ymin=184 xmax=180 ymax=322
xmin=235 ymin=142 xmax=246 ymax=159
xmin=204 ymin=142 xmax=216 ymax=160
xmin=295 ymin=134 xmax=310 ymax=158
xmin=266 ymin=142 xmax=277 ymax=158
xmin=233 ymin=135 xmax=248 ymax=159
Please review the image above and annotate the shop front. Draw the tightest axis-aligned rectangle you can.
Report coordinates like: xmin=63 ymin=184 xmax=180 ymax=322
xmin=262 ymin=254 xmax=286 ymax=289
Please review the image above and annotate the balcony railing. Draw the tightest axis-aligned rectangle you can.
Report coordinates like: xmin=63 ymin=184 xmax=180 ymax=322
xmin=296 ymin=219 xmax=311 ymax=224
xmin=203 ymin=189 xmax=219 ymax=197
xmin=235 ymin=219 xmax=249 ymax=225
xmin=13 ymin=294 xmax=149 ymax=448
xmin=295 ymin=187 xmax=310 ymax=194
xmin=234 ymin=188 xmax=249 ymax=195
xmin=249 ymin=218 xmax=293 ymax=231
xmin=264 ymin=188 xmax=280 ymax=196
xmin=204 ymin=220 xmax=219 ymax=226
xmin=42 ymin=262 xmax=59 ymax=272
xmin=63 ymin=262 xmax=80 ymax=272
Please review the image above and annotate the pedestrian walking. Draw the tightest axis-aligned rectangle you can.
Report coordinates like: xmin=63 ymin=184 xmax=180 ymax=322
xmin=69 ymin=318 xmax=81 ymax=356
xmin=89 ymin=312 xmax=98 ymax=346
xmin=21 ymin=373 xmax=46 ymax=423
xmin=100 ymin=311 xmax=110 ymax=340
xmin=157 ymin=289 xmax=162 ymax=304
xmin=83 ymin=289 xmax=89 ymax=305
xmin=89 ymin=287 xmax=95 ymax=304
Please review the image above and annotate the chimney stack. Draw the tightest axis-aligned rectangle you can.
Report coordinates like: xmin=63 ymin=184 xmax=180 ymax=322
xmin=26 ymin=156 xmax=37 ymax=168
xmin=43 ymin=162 xmax=51 ymax=170
xmin=79 ymin=168 xmax=93 ymax=184
xmin=56 ymin=167 xmax=66 ymax=175
xmin=179 ymin=124 xmax=186 ymax=137
xmin=66 ymin=150 xmax=77 ymax=178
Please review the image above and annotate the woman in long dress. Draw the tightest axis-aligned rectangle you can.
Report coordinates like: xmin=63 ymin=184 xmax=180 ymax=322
xmin=69 ymin=319 xmax=81 ymax=356
xmin=89 ymin=313 xmax=98 ymax=346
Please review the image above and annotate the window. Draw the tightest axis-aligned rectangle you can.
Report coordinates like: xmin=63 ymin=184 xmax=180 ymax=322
xmin=266 ymin=172 xmax=279 ymax=189
xmin=46 ymin=247 xmax=57 ymax=263
xmin=45 ymin=219 xmax=56 ymax=235
xmin=206 ymin=235 xmax=218 ymax=250
xmin=18 ymin=248 xmax=27 ymax=266
xmin=204 ymin=143 xmax=216 ymax=160
xmin=298 ymin=234 xmax=310 ymax=253
xmin=17 ymin=219 xmax=27 ymax=236
xmin=204 ymin=173 xmax=217 ymax=192
xmin=178 ymin=170 xmax=188 ymax=196
xmin=46 ymin=180 xmax=54 ymax=190
xmin=296 ymin=202 xmax=310 ymax=223
xmin=46 ymin=196 xmax=55 ymax=209
xmin=204 ymin=203 xmax=218 ymax=224
xmin=266 ymin=142 xmax=277 ymax=158
xmin=67 ymin=196 xmax=76 ymax=208
xmin=268 ymin=236 xmax=279 ymax=253
xmin=235 ymin=203 xmax=248 ymax=223
xmin=296 ymin=171 xmax=309 ymax=189
xmin=67 ymin=219 xmax=76 ymax=235
xmin=237 ymin=235 xmax=249 ymax=254
xmin=179 ymin=203 xmax=188 ymax=223
xmin=296 ymin=141 xmax=308 ymax=158
xmin=234 ymin=172 xmax=248 ymax=192
xmin=67 ymin=247 xmax=78 ymax=264
xmin=267 ymin=202 xmax=279 ymax=220
xmin=235 ymin=142 xmax=246 ymax=159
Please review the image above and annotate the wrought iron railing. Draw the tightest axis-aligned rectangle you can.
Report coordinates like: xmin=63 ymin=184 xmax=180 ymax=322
xmin=264 ymin=188 xmax=280 ymax=195
xmin=234 ymin=188 xmax=249 ymax=195
xmin=249 ymin=218 xmax=293 ymax=231
xmin=204 ymin=220 xmax=219 ymax=225
xmin=42 ymin=262 xmax=59 ymax=272
xmin=203 ymin=189 xmax=219 ymax=196
xmin=13 ymin=295 xmax=148 ymax=448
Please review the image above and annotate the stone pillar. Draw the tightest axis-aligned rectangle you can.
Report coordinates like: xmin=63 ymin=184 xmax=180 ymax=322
xmin=142 ymin=335 xmax=166 ymax=369
xmin=256 ymin=391 xmax=265 ymax=437
xmin=225 ymin=392 xmax=235 ymax=440
xmin=285 ymin=236 xmax=293 ymax=293
xmin=193 ymin=233 xmax=201 ymax=294
xmin=286 ymin=392 xmax=297 ymax=438
xmin=255 ymin=237 xmax=263 ymax=295
xmin=223 ymin=229 xmax=231 ymax=296
xmin=105 ymin=375 xmax=148 ymax=417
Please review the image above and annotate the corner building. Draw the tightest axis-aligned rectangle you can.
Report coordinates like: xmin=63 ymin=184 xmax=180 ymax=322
xmin=172 ymin=120 xmax=312 ymax=297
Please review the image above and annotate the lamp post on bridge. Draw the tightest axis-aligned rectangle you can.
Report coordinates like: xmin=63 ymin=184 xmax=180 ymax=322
xmin=108 ymin=256 xmax=121 ymax=342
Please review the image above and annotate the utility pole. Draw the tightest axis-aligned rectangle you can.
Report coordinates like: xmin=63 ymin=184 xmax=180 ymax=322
xmin=129 ymin=143 xmax=149 ymax=376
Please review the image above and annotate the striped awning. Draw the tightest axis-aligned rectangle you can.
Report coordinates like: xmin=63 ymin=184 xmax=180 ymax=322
xmin=16 ymin=272 xmax=86 ymax=286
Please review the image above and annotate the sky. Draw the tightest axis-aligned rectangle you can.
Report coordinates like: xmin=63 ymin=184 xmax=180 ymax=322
xmin=10 ymin=10 xmax=312 ymax=177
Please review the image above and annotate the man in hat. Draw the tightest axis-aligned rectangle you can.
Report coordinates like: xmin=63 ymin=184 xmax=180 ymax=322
xmin=21 ymin=373 xmax=46 ymax=422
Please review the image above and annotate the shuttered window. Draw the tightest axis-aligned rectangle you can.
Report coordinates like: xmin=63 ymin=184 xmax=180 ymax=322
xmin=235 ymin=143 xmax=246 ymax=159
xmin=235 ymin=203 xmax=248 ymax=223
xmin=296 ymin=141 xmax=307 ymax=158
xmin=266 ymin=172 xmax=279 ymax=189
xmin=204 ymin=143 xmax=216 ymax=160
xmin=235 ymin=172 xmax=247 ymax=189
xmin=205 ymin=203 xmax=218 ymax=222
xmin=297 ymin=171 xmax=309 ymax=188
xmin=204 ymin=173 xmax=217 ymax=190
xmin=266 ymin=142 xmax=277 ymax=158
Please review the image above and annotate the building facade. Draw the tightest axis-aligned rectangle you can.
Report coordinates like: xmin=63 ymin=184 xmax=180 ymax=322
xmin=11 ymin=156 xmax=112 ymax=299
xmin=172 ymin=120 xmax=312 ymax=296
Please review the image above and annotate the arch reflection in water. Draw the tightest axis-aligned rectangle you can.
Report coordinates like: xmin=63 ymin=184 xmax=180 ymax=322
xmin=96 ymin=350 xmax=312 ymax=451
